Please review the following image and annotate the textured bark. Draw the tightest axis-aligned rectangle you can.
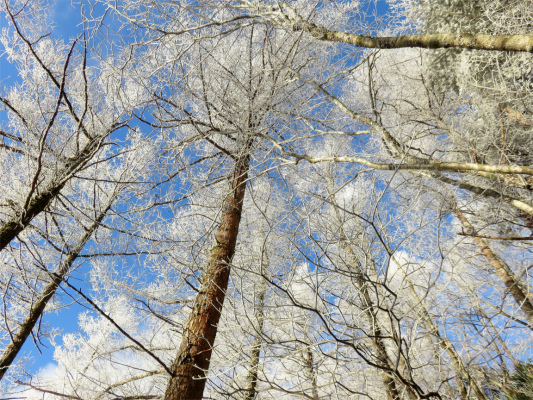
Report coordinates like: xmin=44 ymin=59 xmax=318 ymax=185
xmin=0 ymin=199 xmax=111 ymax=380
xmin=281 ymin=6 xmax=533 ymax=52
xmin=310 ymin=29 xmax=533 ymax=52
xmin=244 ymin=278 xmax=265 ymax=400
xmin=454 ymin=209 xmax=533 ymax=326
xmin=302 ymin=346 xmax=319 ymax=400
xmin=164 ymin=153 xmax=250 ymax=400
xmin=0 ymin=137 xmax=102 ymax=252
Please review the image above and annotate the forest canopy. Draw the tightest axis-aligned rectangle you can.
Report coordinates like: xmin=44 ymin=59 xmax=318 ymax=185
xmin=1 ymin=1 xmax=533 ymax=399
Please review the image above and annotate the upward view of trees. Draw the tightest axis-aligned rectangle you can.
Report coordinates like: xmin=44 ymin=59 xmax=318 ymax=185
xmin=1 ymin=0 xmax=532 ymax=399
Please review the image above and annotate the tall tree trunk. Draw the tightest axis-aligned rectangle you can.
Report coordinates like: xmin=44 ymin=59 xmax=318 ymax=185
xmin=164 ymin=152 xmax=250 ymax=400
xmin=0 ymin=136 xmax=103 ymax=252
xmin=244 ymin=272 xmax=266 ymax=400
xmin=341 ymin=239 xmax=407 ymax=400
xmin=453 ymin=208 xmax=533 ymax=326
xmin=0 ymin=196 xmax=113 ymax=380
xmin=329 ymin=192 xmax=413 ymax=400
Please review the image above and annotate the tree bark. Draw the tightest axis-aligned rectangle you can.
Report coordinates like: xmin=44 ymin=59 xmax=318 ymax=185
xmin=305 ymin=28 xmax=533 ymax=53
xmin=302 ymin=346 xmax=319 ymax=400
xmin=164 ymin=152 xmax=250 ymax=400
xmin=0 ymin=197 xmax=112 ymax=380
xmin=279 ymin=5 xmax=533 ymax=52
xmin=244 ymin=275 xmax=266 ymax=400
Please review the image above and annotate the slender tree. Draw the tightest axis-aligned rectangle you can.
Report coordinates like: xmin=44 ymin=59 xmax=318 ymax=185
xmin=0 ymin=191 xmax=116 ymax=380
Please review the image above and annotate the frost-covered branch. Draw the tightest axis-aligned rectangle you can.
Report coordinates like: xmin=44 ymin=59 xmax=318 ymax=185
xmin=268 ymin=2 xmax=533 ymax=52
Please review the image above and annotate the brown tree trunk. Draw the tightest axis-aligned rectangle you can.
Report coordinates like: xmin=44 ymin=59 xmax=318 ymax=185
xmin=164 ymin=153 xmax=250 ymax=400
xmin=454 ymin=209 xmax=533 ymax=326
xmin=0 ymin=197 xmax=112 ymax=380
